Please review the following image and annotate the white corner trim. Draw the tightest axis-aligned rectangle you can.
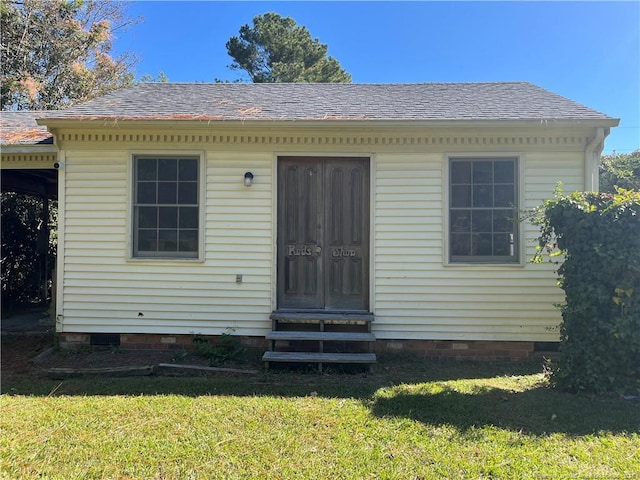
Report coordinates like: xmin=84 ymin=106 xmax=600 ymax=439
xmin=55 ymin=150 xmax=66 ymax=331
xmin=584 ymin=127 xmax=606 ymax=192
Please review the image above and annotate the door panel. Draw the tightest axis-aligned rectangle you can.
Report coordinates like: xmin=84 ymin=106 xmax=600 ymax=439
xmin=278 ymin=160 xmax=323 ymax=309
xmin=324 ymin=159 xmax=369 ymax=310
xmin=277 ymin=157 xmax=369 ymax=311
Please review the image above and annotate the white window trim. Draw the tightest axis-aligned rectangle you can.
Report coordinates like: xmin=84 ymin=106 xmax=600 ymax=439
xmin=126 ymin=150 xmax=206 ymax=263
xmin=442 ymin=153 xmax=525 ymax=267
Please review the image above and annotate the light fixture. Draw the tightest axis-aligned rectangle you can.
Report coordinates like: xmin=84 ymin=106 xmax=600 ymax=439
xmin=244 ymin=171 xmax=254 ymax=187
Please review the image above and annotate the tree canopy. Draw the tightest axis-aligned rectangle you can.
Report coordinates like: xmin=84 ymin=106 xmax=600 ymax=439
xmin=226 ymin=13 xmax=351 ymax=83
xmin=600 ymin=149 xmax=640 ymax=193
xmin=0 ymin=0 xmax=138 ymax=110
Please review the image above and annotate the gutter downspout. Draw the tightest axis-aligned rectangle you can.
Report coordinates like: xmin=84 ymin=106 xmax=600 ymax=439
xmin=584 ymin=127 xmax=608 ymax=192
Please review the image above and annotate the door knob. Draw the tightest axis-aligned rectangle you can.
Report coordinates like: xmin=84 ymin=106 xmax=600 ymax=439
xmin=315 ymin=246 xmax=322 ymax=254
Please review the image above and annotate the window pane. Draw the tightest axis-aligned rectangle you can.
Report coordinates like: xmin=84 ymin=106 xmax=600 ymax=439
xmin=494 ymin=184 xmax=515 ymax=207
xmin=493 ymin=210 xmax=514 ymax=232
xmin=473 ymin=161 xmax=493 ymax=183
xmin=179 ymin=207 xmax=198 ymax=228
xmin=179 ymin=230 xmax=198 ymax=252
xmin=473 ymin=184 xmax=492 ymax=207
xmin=138 ymin=230 xmax=157 ymax=252
xmin=449 ymin=158 xmax=518 ymax=263
xmin=133 ymin=157 xmax=200 ymax=259
xmin=178 ymin=182 xmax=198 ymax=204
xmin=179 ymin=159 xmax=198 ymax=181
xmin=494 ymin=161 xmax=515 ymax=183
xmin=451 ymin=185 xmax=471 ymax=208
xmin=471 ymin=210 xmax=492 ymax=232
xmin=138 ymin=207 xmax=157 ymax=228
xmin=137 ymin=182 xmax=156 ymax=204
xmin=159 ymin=207 xmax=178 ymax=228
xmin=450 ymin=210 xmax=471 ymax=233
xmin=158 ymin=229 xmax=178 ymax=251
xmin=137 ymin=158 xmax=156 ymax=181
xmin=494 ymin=233 xmax=511 ymax=256
xmin=158 ymin=158 xmax=177 ymax=181
xmin=451 ymin=233 xmax=471 ymax=256
xmin=158 ymin=182 xmax=177 ymax=204
xmin=472 ymin=233 xmax=493 ymax=256
xmin=451 ymin=161 xmax=471 ymax=183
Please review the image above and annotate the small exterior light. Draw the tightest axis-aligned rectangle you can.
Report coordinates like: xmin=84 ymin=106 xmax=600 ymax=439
xmin=244 ymin=171 xmax=254 ymax=187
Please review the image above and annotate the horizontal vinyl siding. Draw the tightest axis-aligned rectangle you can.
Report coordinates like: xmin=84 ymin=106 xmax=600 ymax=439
xmin=61 ymin=150 xmax=274 ymax=336
xmin=372 ymin=151 xmax=581 ymax=342
xmin=59 ymin=136 xmax=586 ymax=342
xmin=521 ymin=152 xmax=585 ymax=259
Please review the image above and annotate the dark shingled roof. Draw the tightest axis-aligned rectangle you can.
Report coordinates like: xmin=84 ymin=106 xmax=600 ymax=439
xmin=40 ymin=82 xmax=615 ymax=123
xmin=1 ymin=111 xmax=54 ymax=145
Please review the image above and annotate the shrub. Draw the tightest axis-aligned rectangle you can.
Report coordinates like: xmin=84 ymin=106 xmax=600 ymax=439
xmin=532 ymin=188 xmax=640 ymax=394
xmin=193 ymin=333 xmax=247 ymax=366
xmin=599 ymin=150 xmax=640 ymax=193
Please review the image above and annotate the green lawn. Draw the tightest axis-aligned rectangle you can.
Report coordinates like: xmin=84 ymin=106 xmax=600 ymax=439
xmin=2 ymin=359 xmax=639 ymax=479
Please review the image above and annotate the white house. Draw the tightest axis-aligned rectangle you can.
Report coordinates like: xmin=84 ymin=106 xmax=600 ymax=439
xmin=3 ymin=82 xmax=619 ymax=365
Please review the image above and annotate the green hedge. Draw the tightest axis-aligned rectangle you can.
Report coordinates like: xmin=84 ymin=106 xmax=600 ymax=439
xmin=532 ymin=188 xmax=640 ymax=394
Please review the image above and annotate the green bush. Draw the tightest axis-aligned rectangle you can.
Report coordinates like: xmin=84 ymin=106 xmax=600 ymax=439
xmin=532 ymin=188 xmax=640 ymax=394
xmin=599 ymin=150 xmax=640 ymax=193
xmin=193 ymin=333 xmax=247 ymax=366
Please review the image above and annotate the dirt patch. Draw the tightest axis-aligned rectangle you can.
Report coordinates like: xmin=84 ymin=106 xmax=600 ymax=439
xmin=44 ymin=348 xmax=195 ymax=370
xmin=2 ymin=334 xmax=259 ymax=379
xmin=2 ymin=334 xmax=54 ymax=375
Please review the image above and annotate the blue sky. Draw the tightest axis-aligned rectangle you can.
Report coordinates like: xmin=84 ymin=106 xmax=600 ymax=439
xmin=114 ymin=1 xmax=639 ymax=154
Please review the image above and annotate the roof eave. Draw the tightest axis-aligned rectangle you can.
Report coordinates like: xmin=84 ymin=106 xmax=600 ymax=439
xmin=38 ymin=117 xmax=620 ymax=130
xmin=1 ymin=144 xmax=58 ymax=154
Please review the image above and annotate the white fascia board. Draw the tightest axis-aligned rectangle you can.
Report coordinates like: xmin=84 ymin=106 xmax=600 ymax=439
xmin=38 ymin=117 xmax=620 ymax=132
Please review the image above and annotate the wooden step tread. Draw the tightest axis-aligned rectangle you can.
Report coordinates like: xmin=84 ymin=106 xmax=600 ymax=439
xmin=266 ymin=331 xmax=375 ymax=342
xmin=262 ymin=352 xmax=377 ymax=364
xmin=271 ymin=312 xmax=374 ymax=325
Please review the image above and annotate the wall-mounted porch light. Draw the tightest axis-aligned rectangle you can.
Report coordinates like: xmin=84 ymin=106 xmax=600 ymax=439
xmin=244 ymin=171 xmax=254 ymax=187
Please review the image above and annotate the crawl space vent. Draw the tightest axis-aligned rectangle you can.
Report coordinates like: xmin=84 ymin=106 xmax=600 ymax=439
xmin=90 ymin=334 xmax=121 ymax=347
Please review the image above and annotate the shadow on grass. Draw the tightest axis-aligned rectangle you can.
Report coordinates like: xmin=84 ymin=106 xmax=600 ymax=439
xmin=3 ymin=353 xmax=639 ymax=437
xmin=2 ymin=354 xmax=543 ymax=398
xmin=370 ymin=383 xmax=640 ymax=437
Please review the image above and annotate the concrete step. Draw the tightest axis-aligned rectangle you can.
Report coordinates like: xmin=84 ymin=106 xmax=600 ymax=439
xmin=262 ymin=351 xmax=377 ymax=364
xmin=266 ymin=331 xmax=376 ymax=342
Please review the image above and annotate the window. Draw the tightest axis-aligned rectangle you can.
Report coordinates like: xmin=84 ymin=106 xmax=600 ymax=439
xmin=132 ymin=156 xmax=199 ymax=258
xmin=449 ymin=157 xmax=518 ymax=263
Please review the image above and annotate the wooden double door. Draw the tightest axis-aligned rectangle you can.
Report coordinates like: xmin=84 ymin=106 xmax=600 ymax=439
xmin=277 ymin=157 xmax=370 ymax=311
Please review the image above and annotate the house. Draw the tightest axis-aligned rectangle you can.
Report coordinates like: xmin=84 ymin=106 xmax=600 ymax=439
xmin=2 ymin=82 xmax=619 ymax=364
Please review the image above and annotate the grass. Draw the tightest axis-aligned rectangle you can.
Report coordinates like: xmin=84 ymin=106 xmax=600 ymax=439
xmin=1 ymin=358 xmax=639 ymax=479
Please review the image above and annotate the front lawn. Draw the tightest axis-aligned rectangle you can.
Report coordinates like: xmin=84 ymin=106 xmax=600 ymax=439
xmin=1 ymin=359 xmax=638 ymax=479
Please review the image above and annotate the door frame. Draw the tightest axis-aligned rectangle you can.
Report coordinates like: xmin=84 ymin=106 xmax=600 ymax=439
xmin=272 ymin=153 xmax=374 ymax=313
